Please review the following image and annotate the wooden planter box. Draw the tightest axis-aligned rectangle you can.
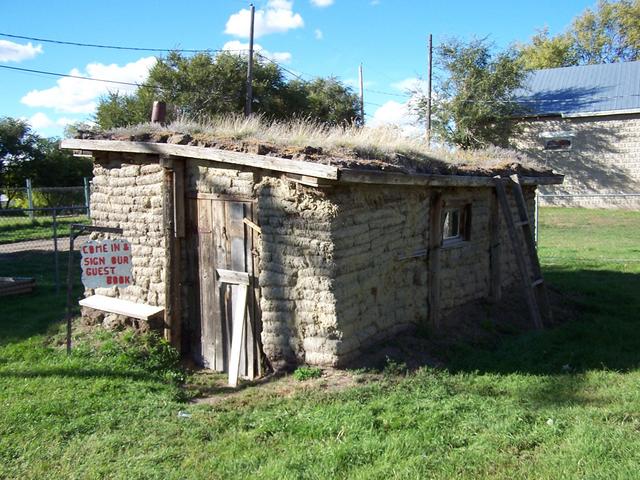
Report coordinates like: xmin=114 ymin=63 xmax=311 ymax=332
xmin=0 ymin=277 xmax=36 ymax=297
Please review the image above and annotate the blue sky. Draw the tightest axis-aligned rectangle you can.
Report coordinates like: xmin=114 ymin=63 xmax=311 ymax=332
xmin=1 ymin=0 xmax=596 ymax=137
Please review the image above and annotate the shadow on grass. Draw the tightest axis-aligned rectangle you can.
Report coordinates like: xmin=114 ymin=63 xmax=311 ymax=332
xmin=0 ymin=366 xmax=155 ymax=382
xmin=447 ymin=266 xmax=640 ymax=376
xmin=0 ymin=250 xmax=82 ymax=344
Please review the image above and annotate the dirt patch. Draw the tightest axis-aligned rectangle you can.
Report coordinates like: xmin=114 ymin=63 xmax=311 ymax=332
xmin=185 ymin=285 xmax=579 ymax=405
xmin=186 ymin=367 xmax=370 ymax=407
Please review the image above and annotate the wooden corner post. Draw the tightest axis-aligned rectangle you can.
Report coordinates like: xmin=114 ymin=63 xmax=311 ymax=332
xmin=489 ymin=189 xmax=502 ymax=303
xmin=427 ymin=192 xmax=443 ymax=329
xmin=161 ymin=155 xmax=183 ymax=350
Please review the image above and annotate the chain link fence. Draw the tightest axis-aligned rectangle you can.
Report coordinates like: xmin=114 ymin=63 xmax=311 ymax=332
xmin=536 ymin=191 xmax=640 ymax=210
xmin=0 ymin=180 xmax=91 ymax=295
xmin=534 ymin=192 xmax=640 ymax=244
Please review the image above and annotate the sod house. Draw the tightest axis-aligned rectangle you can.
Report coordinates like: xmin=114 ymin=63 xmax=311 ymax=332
xmin=62 ymin=127 xmax=562 ymax=377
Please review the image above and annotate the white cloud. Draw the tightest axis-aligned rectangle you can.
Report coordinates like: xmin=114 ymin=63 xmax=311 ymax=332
xmin=225 ymin=0 xmax=304 ymax=38
xmin=0 ymin=40 xmax=43 ymax=63
xmin=392 ymin=77 xmax=428 ymax=94
xmin=222 ymin=40 xmax=292 ymax=64
xmin=56 ymin=117 xmax=76 ymax=127
xmin=314 ymin=29 xmax=323 ymax=40
xmin=28 ymin=112 xmax=54 ymax=129
xmin=25 ymin=113 xmax=77 ymax=131
xmin=370 ymin=0 xmax=380 ymax=5
xmin=311 ymin=0 xmax=334 ymax=6
xmin=21 ymin=57 xmax=157 ymax=114
xmin=369 ymin=100 xmax=424 ymax=136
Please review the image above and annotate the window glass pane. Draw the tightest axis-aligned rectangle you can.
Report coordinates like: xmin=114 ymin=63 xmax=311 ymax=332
xmin=443 ymin=208 xmax=460 ymax=239
xmin=544 ymin=138 xmax=571 ymax=150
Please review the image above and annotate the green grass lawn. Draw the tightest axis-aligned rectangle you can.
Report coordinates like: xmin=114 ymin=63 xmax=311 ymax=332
xmin=0 ymin=214 xmax=89 ymax=244
xmin=1 ymin=207 xmax=639 ymax=479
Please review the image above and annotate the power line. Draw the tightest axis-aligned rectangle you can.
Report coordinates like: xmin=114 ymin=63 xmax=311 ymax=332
xmin=0 ymin=64 xmax=165 ymax=91
xmin=368 ymin=88 xmax=412 ymax=98
xmin=0 ymin=32 xmax=220 ymax=54
xmin=255 ymin=52 xmax=307 ymax=82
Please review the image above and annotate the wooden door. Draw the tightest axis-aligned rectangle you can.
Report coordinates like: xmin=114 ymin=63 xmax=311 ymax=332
xmin=186 ymin=195 xmax=259 ymax=378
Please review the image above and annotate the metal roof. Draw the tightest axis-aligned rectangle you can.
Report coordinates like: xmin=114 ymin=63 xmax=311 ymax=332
xmin=514 ymin=61 xmax=640 ymax=118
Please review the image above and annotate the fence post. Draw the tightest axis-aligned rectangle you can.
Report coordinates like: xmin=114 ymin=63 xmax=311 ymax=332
xmin=83 ymin=177 xmax=91 ymax=219
xmin=53 ymin=208 xmax=60 ymax=294
xmin=534 ymin=190 xmax=539 ymax=246
xmin=26 ymin=178 xmax=34 ymax=221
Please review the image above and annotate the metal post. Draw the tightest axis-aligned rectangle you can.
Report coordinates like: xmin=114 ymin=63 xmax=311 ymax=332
xmin=426 ymin=33 xmax=433 ymax=145
xmin=26 ymin=178 xmax=34 ymax=221
xmin=244 ymin=4 xmax=256 ymax=117
xmin=83 ymin=177 xmax=91 ymax=219
xmin=53 ymin=208 xmax=60 ymax=294
xmin=534 ymin=190 xmax=540 ymax=246
xmin=359 ymin=63 xmax=365 ymax=125
xmin=65 ymin=228 xmax=76 ymax=354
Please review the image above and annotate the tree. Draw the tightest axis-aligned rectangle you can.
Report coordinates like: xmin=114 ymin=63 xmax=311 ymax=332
xmin=292 ymin=77 xmax=363 ymax=125
xmin=95 ymin=51 xmax=361 ymax=129
xmin=414 ymin=38 xmax=526 ymax=149
xmin=0 ymin=117 xmax=39 ymax=207
xmin=0 ymin=117 xmax=92 ymax=207
xmin=518 ymin=28 xmax=577 ymax=70
xmin=94 ymin=91 xmax=153 ymax=131
xmin=519 ymin=0 xmax=640 ymax=69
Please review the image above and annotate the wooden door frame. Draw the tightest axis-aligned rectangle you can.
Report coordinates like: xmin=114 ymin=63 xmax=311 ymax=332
xmin=185 ymin=192 xmax=262 ymax=378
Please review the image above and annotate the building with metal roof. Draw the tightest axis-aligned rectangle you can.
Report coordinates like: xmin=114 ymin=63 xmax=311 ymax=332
xmin=514 ymin=61 xmax=640 ymax=118
xmin=512 ymin=61 xmax=640 ymax=209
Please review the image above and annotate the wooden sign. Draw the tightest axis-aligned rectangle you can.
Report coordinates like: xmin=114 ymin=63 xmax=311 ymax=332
xmin=80 ymin=239 xmax=133 ymax=289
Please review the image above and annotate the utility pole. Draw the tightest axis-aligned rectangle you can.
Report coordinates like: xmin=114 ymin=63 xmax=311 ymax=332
xmin=426 ymin=33 xmax=433 ymax=145
xmin=359 ymin=63 xmax=365 ymax=125
xmin=244 ymin=3 xmax=256 ymax=117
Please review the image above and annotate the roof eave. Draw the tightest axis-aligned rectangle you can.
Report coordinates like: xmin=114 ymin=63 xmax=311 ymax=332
xmin=61 ymin=138 xmax=563 ymax=188
xmin=513 ymin=106 xmax=640 ymax=120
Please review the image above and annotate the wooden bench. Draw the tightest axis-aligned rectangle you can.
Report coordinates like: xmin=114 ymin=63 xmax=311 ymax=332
xmin=79 ymin=294 xmax=164 ymax=321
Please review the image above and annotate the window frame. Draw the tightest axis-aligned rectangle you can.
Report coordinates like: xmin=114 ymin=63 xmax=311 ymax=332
xmin=441 ymin=202 xmax=472 ymax=247
xmin=540 ymin=130 xmax=575 ymax=151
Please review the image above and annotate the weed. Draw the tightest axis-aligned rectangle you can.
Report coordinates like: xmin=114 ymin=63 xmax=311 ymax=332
xmin=382 ymin=356 xmax=408 ymax=376
xmin=293 ymin=366 xmax=323 ymax=381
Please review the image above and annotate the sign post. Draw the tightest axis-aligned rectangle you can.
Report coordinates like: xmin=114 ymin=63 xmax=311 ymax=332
xmin=65 ymin=224 xmax=124 ymax=354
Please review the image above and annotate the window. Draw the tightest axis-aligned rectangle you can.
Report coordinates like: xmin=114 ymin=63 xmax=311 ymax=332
xmin=441 ymin=203 xmax=471 ymax=246
xmin=544 ymin=138 xmax=572 ymax=150
xmin=540 ymin=131 xmax=574 ymax=151
xmin=443 ymin=208 xmax=461 ymax=240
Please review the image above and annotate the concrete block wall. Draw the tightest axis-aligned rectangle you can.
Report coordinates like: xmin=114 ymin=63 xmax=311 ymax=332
xmin=89 ymin=153 xmax=165 ymax=306
xmin=513 ymin=114 xmax=640 ymax=209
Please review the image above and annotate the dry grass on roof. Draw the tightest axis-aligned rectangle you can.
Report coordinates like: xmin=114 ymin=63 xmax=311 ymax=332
xmin=90 ymin=115 xmax=552 ymax=177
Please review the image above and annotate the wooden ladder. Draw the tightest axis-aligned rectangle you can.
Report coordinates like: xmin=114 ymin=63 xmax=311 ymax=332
xmin=493 ymin=175 xmax=552 ymax=329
